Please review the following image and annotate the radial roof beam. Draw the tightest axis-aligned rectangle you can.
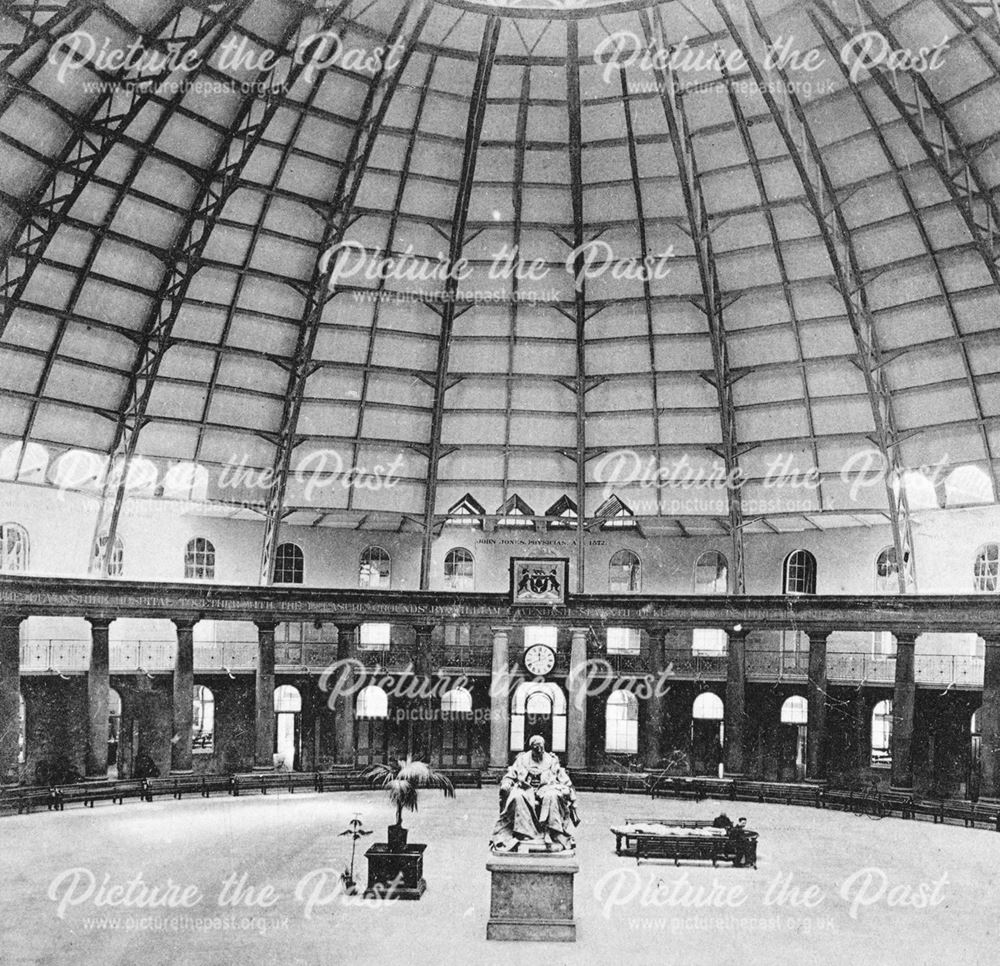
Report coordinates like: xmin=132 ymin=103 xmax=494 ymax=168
xmin=0 ymin=0 xmax=94 ymax=77
xmin=0 ymin=3 xmax=238 ymax=335
xmin=347 ymin=52 xmax=438 ymax=512
xmin=641 ymin=6 xmax=746 ymax=593
xmin=618 ymin=67 xmax=666 ymax=519
xmin=807 ymin=4 xmax=999 ymax=504
xmin=88 ymin=5 xmax=328 ymax=576
xmin=714 ymin=0 xmax=917 ymax=591
xmin=565 ymin=20 xmax=589 ymax=594
xmin=716 ymin=55 xmax=824 ymax=513
xmin=261 ymin=2 xmax=434 ymax=586
xmin=417 ymin=15 xmax=502 ymax=589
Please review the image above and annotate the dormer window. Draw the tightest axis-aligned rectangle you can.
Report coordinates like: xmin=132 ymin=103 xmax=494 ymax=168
xmin=594 ymin=495 xmax=637 ymax=531
xmin=446 ymin=493 xmax=485 ymax=528
xmin=545 ymin=495 xmax=578 ymax=530
xmin=497 ymin=494 xmax=535 ymax=529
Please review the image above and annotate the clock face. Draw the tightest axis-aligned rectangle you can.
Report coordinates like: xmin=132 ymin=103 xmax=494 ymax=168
xmin=523 ymin=643 xmax=556 ymax=677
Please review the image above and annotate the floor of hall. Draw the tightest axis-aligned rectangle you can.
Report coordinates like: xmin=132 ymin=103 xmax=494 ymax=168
xmin=3 ymin=785 xmax=996 ymax=966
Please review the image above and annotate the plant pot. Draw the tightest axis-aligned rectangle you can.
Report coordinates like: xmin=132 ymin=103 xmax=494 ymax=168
xmin=387 ymin=824 xmax=408 ymax=853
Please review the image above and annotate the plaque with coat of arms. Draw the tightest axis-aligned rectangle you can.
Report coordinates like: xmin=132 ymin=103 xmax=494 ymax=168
xmin=510 ymin=557 xmax=568 ymax=605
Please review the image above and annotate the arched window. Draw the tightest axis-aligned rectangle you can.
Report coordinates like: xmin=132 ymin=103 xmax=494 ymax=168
xmin=694 ymin=551 xmax=728 ymax=594
xmin=357 ymin=685 xmax=388 ymax=718
xmin=444 ymin=547 xmax=474 ymax=590
xmin=94 ymin=533 xmax=124 ymax=577
xmin=871 ymin=699 xmax=892 ymax=766
xmin=945 ymin=465 xmax=992 ymax=506
xmin=605 ymin=690 xmax=639 ymax=753
xmin=780 ymin=695 xmax=808 ymax=725
xmin=510 ymin=681 xmax=567 ymax=752
xmin=783 ymin=550 xmax=816 ymax=595
xmin=0 ymin=523 xmax=28 ymax=573
xmin=273 ymin=543 xmax=303 ymax=584
xmin=693 ymin=692 xmax=724 ymax=721
xmin=609 ymin=549 xmax=640 ymax=593
xmin=274 ymin=684 xmax=301 ymax=713
xmin=898 ymin=470 xmax=938 ymax=509
xmin=441 ymin=687 xmax=473 ymax=714
xmin=18 ymin=692 xmax=26 ymax=765
xmin=974 ymin=544 xmax=999 ymax=593
xmin=875 ymin=547 xmax=899 ymax=594
xmin=193 ymin=685 xmax=214 ymax=753
xmin=184 ymin=537 xmax=215 ymax=580
xmin=359 ymin=546 xmax=390 ymax=589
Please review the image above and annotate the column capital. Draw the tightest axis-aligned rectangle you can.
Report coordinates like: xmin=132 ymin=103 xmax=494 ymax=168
xmin=85 ymin=616 xmax=114 ymax=632
xmin=569 ymin=626 xmax=590 ymax=638
xmin=892 ymin=631 xmax=919 ymax=646
xmin=805 ymin=627 xmax=837 ymax=642
xmin=170 ymin=616 xmax=199 ymax=633
xmin=979 ymin=633 xmax=1000 ymax=647
xmin=334 ymin=621 xmax=360 ymax=634
xmin=0 ymin=613 xmax=25 ymax=630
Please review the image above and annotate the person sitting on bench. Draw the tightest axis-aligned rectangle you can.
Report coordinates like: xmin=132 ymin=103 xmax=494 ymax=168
xmin=727 ymin=816 xmax=751 ymax=867
xmin=712 ymin=812 xmax=734 ymax=829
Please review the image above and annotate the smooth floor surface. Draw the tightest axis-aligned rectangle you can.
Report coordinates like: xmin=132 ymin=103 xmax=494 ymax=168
xmin=3 ymin=786 xmax=999 ymax=966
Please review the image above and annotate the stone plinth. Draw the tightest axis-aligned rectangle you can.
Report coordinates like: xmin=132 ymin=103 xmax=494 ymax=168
xmin=364 ymin=844 xmax=427 ymax=900
xmin=486 ymin=853 xmax=578 ymax=941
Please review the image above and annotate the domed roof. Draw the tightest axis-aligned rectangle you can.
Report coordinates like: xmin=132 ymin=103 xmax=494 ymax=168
xmin=1 ymin=0 xmax=999 ymax=577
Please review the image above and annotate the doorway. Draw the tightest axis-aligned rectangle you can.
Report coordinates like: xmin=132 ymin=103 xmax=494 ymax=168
xmin=273 ymin=685 xmax=301 ymax=770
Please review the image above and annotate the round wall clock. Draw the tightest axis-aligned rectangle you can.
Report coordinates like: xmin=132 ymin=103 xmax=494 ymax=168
xmin=523 ymin=643 xmax=556 ymax=676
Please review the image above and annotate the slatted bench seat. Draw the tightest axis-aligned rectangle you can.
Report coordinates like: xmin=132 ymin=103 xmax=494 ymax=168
xmin=0 ymin=784 xmax=60 ymax=814
xmin=875 ymin=791 xmax=915 ymax=819
xmin=231 ymin=772 xmax=317 ymax=796
xmin=649 ymin=777 xmax=715 ymax=800
xmin=571 ymin=771 xmax=647 ymax=795
xmin=145 ymin=775 xmax=233 ymax=800
xmin=612 ymin=818 xmax=716 ymax=855
xmin=634 ymin=831 xmax=757 ymax=868
xmin=927 ymin=799 xmax=1000 ymax=829
xmin=55 ymin=780 xmax=148 ymax=809
xmin=314 ymin=770 xmax=369 ymax=793
xmin=735 ymin=781 xmax=821 ymax=808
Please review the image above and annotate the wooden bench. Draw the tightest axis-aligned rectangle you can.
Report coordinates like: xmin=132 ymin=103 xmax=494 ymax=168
xmin=231 ymin=772 xmax=318 ymax=796
xmin=572 ymin=771 xmax=647 ymax=795
xmin=55 ymin=780 xmax=148 ymax=809
xmin=145 ymin=775 xmax=233 ymax=800
xmin=735 ymin=781 xmax=821 ymax=808
xmin=649 ymin=777 xmax=713 ymax=800
xmin=315 ymin=770 xmax=370 ymax=793
xmin=875 ymin=791 xmax=915 ymax=819
xmin=927 ymin=799 xmax=1000 ymax=829
xmin=613 ymin=818 xmax=716 ymax=855
xmin=0 ymin=784 xmax=60 ymax=814
xmin=634 ymin=831 xmax=758 ymax=868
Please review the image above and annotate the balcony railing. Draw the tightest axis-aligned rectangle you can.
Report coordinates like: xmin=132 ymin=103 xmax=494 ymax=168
xmin=15 ymin=639 xmax=989 ymax=690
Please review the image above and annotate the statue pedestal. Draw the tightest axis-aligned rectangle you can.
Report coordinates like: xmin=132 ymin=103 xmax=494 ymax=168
xmin=486 ymin=853 xmax=578 ymax=941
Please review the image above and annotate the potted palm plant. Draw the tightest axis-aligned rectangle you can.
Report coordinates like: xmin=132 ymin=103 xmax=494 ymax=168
xmin=365 ymin=757 xmax=455 ymax=852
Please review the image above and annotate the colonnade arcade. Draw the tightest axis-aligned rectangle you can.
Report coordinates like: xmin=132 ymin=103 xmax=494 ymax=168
xmin=3 ymin=575 xmax=1000 ymax=802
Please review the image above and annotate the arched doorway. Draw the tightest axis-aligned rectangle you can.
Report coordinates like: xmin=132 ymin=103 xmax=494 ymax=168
xmin=692 ymin=692 xmax=724 ymax=776
xmin=970 ymin=708 xmax=982 ymax=801
xmin=510 ymin=682 xmax=567 ymax=754
xmin=780 ymin=695 xmax=808 ymax=781
xmin=440 ymin=687 xmax=473 ymax=767
xmin=273 ymin=685 xmax=301 ymax=770
xmin=356 ymin=685 xmax=389 ymax=765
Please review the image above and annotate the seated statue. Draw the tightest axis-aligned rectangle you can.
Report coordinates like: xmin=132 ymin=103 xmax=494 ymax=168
xmin=490 ymin=735 xmax=578 ymax=853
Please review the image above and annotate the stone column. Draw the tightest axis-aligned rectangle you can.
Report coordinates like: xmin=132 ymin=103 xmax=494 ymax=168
xmin=567 ymin=628 xmax=589 ymax=769
xmin=890 ymin=632 xmax=918 ymax=791
xmin=412 ymin=624 xmax=434 ymax=761
xmin=978 ymin=634 xmax=1000 ymax=802
xmin=85 ymin=618 xmax=112 ymax=779
xmin=806 ymin=628 xmax=833 ymax=783
xmin=642 ymin=627 xmax=667 ymax=769
xmin=0 ymin=615 xmax=23 ymax=785
xmin=489 ymin=627 xmax=512 ymax=769
xmin=254 ymin=620 xmax=276 ymax=771
xmin=334 ymin=623 xmax=358 ymax=765
xmin=171 ymin=618 xmax=196 ymax=775
xmin=724 ymin=627 xmax=748 ymax=776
